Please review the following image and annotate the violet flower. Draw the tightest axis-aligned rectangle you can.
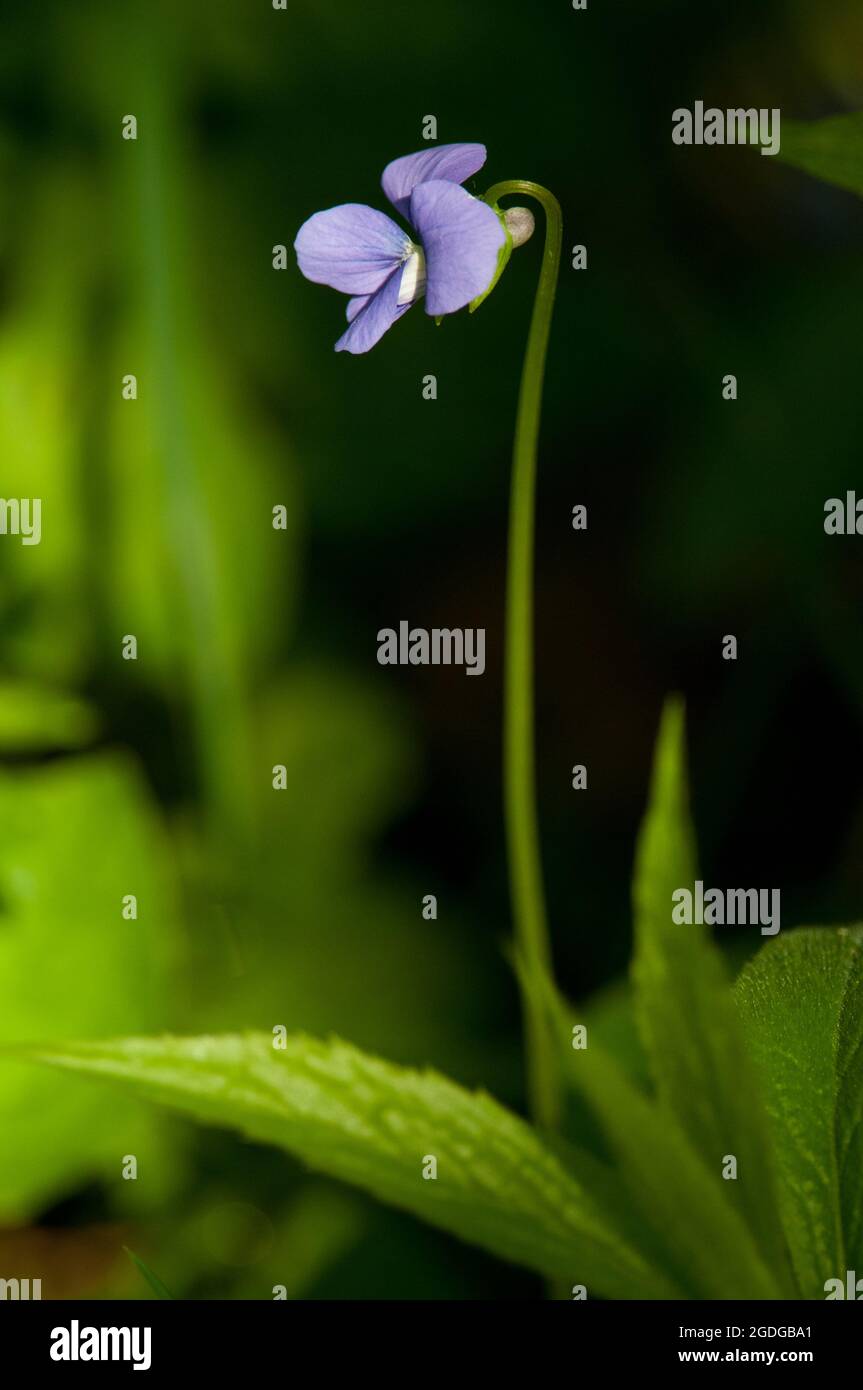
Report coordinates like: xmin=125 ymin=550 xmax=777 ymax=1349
xmin=298 ymin=143 xmax=565 ymax=1139
xmin=294 ymin=143 xmax=507 ymax=354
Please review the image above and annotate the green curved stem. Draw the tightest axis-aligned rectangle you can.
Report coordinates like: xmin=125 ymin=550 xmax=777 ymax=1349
xmin=483 ymin=180 xmax=563 ymax=1132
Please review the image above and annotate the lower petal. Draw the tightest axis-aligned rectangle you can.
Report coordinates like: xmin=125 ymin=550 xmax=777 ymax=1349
xmin=409 ymin=180 xmax=506 ymax=316
xmin=346 ymin=295 xmax=371 ymax=322
xmin=335 ymin=270 xmax=412 ymax=354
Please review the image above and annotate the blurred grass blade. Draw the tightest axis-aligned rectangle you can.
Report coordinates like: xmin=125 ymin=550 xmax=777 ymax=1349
xmin=123 ymin=1246 xmax=174 ymax=1300
xmin=734 ymin=927 xmax=863 ymax=1296
xmin=631 ymin=698 xmax=790 ymax=1284
xmin=779 ymin=113 xmax=863 ymax=199
xmin=518 ymin=955 xmax=783 ymax=1300
xmin=26 ymin=1032 xmax=669 ymax=1296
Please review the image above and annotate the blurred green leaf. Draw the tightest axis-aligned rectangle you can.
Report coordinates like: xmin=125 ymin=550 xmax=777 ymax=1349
xmin=100 ymin=72 xmax=298 ymax=841
xmin=181 ymin=669 xmax=490 ymax=1081
xmin=0 ymin=176 xmax=95 ymax=685
xmin=631 ymin=698 xmax=788 ymax=1279
xmin=0 ymin=754 xmax=179 ymax=1219
xmin=229 ymin=1184 xmax=368 ymax=1301
xmin=780 ymin=113 xmax=863 ymax=198
xmin=0 ymin=680 xmax=98 ymax=753
xmin=25 ymin=1031 xmax=677 ymax=1296
xmin=734 ymin=927 xmax=863 ymax=1296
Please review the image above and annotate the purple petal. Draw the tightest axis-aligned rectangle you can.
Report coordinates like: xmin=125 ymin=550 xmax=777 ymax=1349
xmin=335 ymin=269 xmax=413 ymax=354
xmin=295 ymin=203 xmax=411 ymax=295
xmin=409 ymin=180 xmax=505 ymax=316
xmin=346 ymin=295 xmax=370 ymax=322
xmin=382 ymin=143 xmax=487 ymax=218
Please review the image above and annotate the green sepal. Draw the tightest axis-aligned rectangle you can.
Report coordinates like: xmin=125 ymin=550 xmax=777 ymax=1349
xmin=469 ymin=204 xmax=513 ymax=313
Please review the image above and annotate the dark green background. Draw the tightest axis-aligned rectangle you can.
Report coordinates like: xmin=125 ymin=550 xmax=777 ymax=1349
xmin=0 ymin=0 xmax=861 ymax=1298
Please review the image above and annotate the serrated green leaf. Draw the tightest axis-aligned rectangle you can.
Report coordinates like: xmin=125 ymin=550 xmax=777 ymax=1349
xmin=518 ymin=957 xmax=783 ymax=1300
xmin=23 ymin=1031 xmax=677 ymax=1297
xmin=780 ymin=113 xmax=863 ymax=199
xmin=734 ymin=927 xmax=863 ymax=1296
xmin=631 ymin=698 xmax=789 ymax=1283
xmin=571 ymin=1044 xmax=782 ymax=1299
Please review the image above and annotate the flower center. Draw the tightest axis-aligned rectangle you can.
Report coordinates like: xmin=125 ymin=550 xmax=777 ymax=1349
xmin=397 ymin=245 xmax=426 ymax=305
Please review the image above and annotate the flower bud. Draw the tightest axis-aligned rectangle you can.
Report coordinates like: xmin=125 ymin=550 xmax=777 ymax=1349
xmin=503 ymin=206 xmax=535 ymax=248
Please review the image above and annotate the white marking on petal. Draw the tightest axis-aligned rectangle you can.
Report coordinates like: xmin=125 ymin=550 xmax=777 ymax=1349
xmin=397 ymin=247 xmax=427 ymax=305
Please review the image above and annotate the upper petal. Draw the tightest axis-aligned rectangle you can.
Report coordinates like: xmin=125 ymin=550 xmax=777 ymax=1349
xmin=409 ymin=180 xmax=506 ymax=316
xmin=294 ymin=203 xmax=411 ymax=294
xmin=335 ymin=269 xmax=413 ymax=354
xmin=381 ymin=143 xmax=487 ymax=218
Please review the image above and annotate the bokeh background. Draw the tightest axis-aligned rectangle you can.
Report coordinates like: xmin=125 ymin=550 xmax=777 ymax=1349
xmin=1 ymin=0 xmax=862 ymax=1299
